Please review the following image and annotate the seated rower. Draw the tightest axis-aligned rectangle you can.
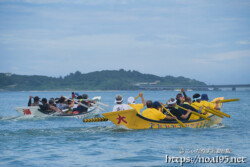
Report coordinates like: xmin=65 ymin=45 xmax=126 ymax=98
xmin=181 ymin=97 xmax=202 ymax=114
xmin=200 ymin=94 xmax=220 ymax=110
xmin=28 ymin=96 xmax=40 ymax=106
xmin=56 ymin=96 xmax=74 ymax=114
xmin=176 ymin=88 xmax=187 ymax=105
xmin=72 ymin=95 xmax=89 ymax=114
xmin=39 ymin=98 xmax=50 ymax=111
xmin=113 ymin=95 xmax=132 ymax=112
xmin=127 ymin=93 xmax=145 ymax=114
xmin=142 ymin=101 xmax=175 ymax=121
xmin=191 ymin=93 xmax=208 ymax=116
xmin=82 ymin=94 xmax=91 ymax=107
xmin=55 ymin=98 xmax=60 ymax=104
xmin=167 ymin=98 xmax=191 ymax=121
xmin=38 ymin=98 xmax=61 ymax=115
xmin=49 ymin=98 xmax=56 ymax=107
xmin=181 ymin=97 xmax=204 ymax=120
xmin=56 ymin=97 xmax=69 ymax=110
xmin=48 ymin=99 xmax=63 ymax=114
xmin=153 ymin=101 xmax=162 ymax=112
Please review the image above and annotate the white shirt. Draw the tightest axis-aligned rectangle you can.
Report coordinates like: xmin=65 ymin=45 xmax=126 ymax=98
xmin=113 ymin=104 xmax=132 ymax=112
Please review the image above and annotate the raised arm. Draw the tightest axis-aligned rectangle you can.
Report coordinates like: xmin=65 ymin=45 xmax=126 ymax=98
xmin=28 ymin=96 xmax=32 ymax=106
xmin=139 ymin=93 xmax=146 ymax=106
xmin=181 ymin=88 xmax=187 ymax=99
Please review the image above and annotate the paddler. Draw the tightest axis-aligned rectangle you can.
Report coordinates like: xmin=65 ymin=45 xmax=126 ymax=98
xmin=113 ymin=95 xmax=132 ymax=112
xmin=28 ymin=96 xmax=40 ymax=106
xmin=176 ymin=88 xmax=187 ymax=105
xmin=40 ymin=98 xmax=50 ymax=111
xmin=71 ymin=95 xmax=89 ymax=114
xmin=180 ymin=97 xmax=204 ymax=120
xmin=127 ymin=93 xmax=145 ymax=114
xmin=181 ymin=97 xmax=202 ymax=114
xmin=191 ymin=93 xmax=208 ymax=116
xmin=56 ymin=96 xmax=75 ymax=114
xmin=48 ymin=99 xmax=63 ymax=114
xmin=153 ymin=101 xmax=163 ymax=112
xmin=200 ymin=94 xmax=221 ymax=110
xmin=166 ymin=98 xmax=192 ymax=121
xmin=142 ymin=101 xmax=176 ymax=121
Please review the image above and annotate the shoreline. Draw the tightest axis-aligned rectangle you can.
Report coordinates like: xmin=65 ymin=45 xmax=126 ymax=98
xmin=0 ymin=89 xmax=250 ymax=92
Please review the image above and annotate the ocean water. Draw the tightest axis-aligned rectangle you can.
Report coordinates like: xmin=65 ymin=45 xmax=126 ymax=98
xmin=0 ymin=91 xmax=249 ymax=167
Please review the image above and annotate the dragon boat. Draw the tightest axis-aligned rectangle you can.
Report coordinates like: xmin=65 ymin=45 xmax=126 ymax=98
xmin=15 ymin=96 xmax=101 ymax=119
xmin=101 ymin=97 xmax=224 ymax=129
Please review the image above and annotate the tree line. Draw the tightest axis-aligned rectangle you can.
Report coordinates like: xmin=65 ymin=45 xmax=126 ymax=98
xmin=0 ymin=69 xmax=206 ymax=91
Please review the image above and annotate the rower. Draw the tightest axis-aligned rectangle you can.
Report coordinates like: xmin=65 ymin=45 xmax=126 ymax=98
xmin=200 ymin=94 xmax=221 ymax=110
xmin=79 ymin=94 xmax=90 ymax=112
xmin=28 ymin=96 xmax=40 ymax=106
xmin=127 ymin=93 xmax=145 ymax=114
xmin=181 ymin=97 xmax=203 ymax=120
xmin=113 ymin=95 xmax=132 ymax=112
xmin=181 ymin=97 xmax=202 ymax=114
xmin=141 ymin=101 xmax=176 ymax=121
xmin=166 ymin=98 xmax=191 ymax=121
xmin=48 ymin=99 xmax=63 ymax=114
xmin=56 ymin=96 xmax=74 ymax=114
xmin=39 ymin=98 xmax=50 ymax=111
xmin=71 ymin=95 xmax=88 ymax=114
xmin=191 ymin=93 xmax=208 ymax=116
xmin=176 ymin=88 xmax=187 ymax=105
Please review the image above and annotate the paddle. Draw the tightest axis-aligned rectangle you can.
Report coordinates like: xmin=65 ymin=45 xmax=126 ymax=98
xmin=95 ymin=101 xmax=109 ymax=107
xmin=161 ymin=105 xmax=186 ymax=128
xmin=192 ymin=103 xmax=224 ymax=118
xmin=63 ymin=96 xmax=89 ymax=108
xmin=83 ymin=117 xmax=108 ymax=123
xmin=212 ymin=99 xmax=239 ymax=103
xmin=176 ymin=105 xmax=211 ymax=120
xmin=80 ymin=99 xmax=106 ymax=111
xmin=80 ymin=99 xmax=109 ymax=107
xmin=90 ymin=103 xmax=106 ymax=112
xmin=205 ymin=107 xmax=230 ymax=118
xmin=134 ymin=92 xmax=143 ymax=100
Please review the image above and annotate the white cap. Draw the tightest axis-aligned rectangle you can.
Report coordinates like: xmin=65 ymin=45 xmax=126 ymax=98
xmin=115 ymin=95 xmax=123 ymax=103
xmin=168 ymin=99 xmax=177 ymax=105
xmin=127 ymin=97 xmax=135 ymax=104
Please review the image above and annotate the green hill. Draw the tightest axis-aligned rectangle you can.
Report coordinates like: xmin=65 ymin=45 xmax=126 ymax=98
xmin=0 ymin=69 xmax=206 ymax=91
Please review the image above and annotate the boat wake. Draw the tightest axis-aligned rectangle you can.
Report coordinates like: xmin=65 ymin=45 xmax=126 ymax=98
xmin=0 ymin=115 xmax=50 ymax=121
xmin=76 ymin=123 xmax=134 ymax=134
xmin=208 ymin=123 xmax=226 ymax=129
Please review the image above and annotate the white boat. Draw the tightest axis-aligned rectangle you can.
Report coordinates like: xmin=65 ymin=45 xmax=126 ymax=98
xmin=15 ymin=96 xmax=102 ymax=119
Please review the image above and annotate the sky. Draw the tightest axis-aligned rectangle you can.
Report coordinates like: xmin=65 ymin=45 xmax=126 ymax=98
xmin=0 ymin=0 xmax=250 ymax=85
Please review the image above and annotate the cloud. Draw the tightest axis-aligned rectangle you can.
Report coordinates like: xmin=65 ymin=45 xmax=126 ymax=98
xmin=193 ymin=50 xmax=250 ymax=64
xmin=236 ymin=40 xmax=250 ymax=45
xmin=0 ymin=0 xmax=128 ymax=5
xmin=1 ymin=0 xmax=250 ymax=84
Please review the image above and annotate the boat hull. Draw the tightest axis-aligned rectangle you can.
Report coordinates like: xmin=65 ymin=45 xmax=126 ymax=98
xmin=103 ymin=109 xmax=222 ymax=129
xmin=15 ymin=106 xmax=100 ymax=119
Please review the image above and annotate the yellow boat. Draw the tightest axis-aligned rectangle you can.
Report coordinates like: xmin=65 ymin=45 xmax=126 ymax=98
xmin=102 ymin=97 xmax=224 ymax=130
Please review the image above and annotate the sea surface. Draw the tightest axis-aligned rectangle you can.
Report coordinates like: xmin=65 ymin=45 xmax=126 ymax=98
xmin=0 ymin=91 xmax=249 ymax=167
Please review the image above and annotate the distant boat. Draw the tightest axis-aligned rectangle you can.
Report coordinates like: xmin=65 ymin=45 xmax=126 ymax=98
xmin=15 ymin=96 xmax=101 ymax=119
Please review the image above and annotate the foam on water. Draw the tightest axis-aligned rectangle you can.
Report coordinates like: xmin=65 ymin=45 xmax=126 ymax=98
xmin=208 ymin=123 xmax=227 ymax=129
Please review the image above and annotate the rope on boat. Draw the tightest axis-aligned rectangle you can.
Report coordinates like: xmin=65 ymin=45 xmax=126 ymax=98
xmin=83 ymin=117 xmax=108 ymax=123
